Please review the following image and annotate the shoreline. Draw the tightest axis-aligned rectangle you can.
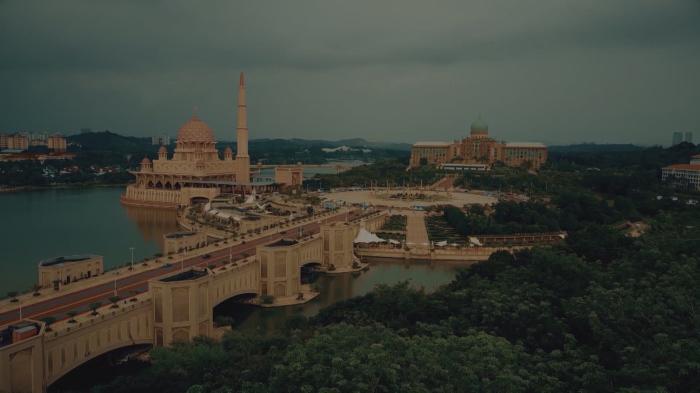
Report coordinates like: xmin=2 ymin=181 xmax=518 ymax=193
xmin=0 ymin=182 xmax=128 ymax=194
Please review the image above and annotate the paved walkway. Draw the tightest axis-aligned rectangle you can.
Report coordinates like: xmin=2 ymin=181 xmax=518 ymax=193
xmin=405 ymin=211 xmax=429 ymax=253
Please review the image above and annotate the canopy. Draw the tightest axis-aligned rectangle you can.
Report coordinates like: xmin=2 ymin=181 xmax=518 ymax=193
xmin=468 ymin=237 xmax=483 ymax=246
xmin=353 ymin=228 xmax=386 ymax=244
xmin=435 ymin=240 xmax=448 ymax=247
xmin=388 ymin=239 xmax=401 ymax=245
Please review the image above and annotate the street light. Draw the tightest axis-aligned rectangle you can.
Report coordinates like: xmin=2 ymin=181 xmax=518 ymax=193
xmin=129 ymin=247 xmax=135 ymax=271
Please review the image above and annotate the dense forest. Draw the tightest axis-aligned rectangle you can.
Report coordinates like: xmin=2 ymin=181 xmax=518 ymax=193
xmin=65 ymin=144 xmax=700 ymax=393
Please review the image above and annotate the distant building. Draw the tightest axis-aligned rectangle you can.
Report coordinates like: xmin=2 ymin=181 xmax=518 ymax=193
xmin=151 ymin=135 xmax=171 ymax=146
xmin=47 ymin=134 xmax=67 ymax=152
xmin=0 ymin=133 xmax=29 ymax=151
xmin=274 ymin=165 xmax=304 ymax=187
xmin=662 ymin=155 xmax=700 ymax=190
xmin=29 ymin=133 xmax=48 ymax=147
xmin=409 ymin=117 xmax=547 ymax=170
xmin=685 ymin=132 xmax=694 ymax=144
xmin=672 ymin=132 xmax=684 ymax=146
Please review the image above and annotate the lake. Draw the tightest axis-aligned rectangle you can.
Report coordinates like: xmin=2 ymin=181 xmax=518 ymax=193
xmin=0 ymin=187 xmax=179 ymax=294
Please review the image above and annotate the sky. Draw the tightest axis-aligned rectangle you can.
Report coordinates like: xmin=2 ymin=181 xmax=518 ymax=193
xmin=1 ymin=0 xmax=699 ymax=146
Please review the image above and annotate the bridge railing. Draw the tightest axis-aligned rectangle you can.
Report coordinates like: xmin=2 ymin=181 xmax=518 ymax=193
xmin=45 ymin=293 xmax=152 ymax=340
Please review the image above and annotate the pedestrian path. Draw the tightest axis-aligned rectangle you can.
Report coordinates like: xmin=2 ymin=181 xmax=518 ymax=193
xmin=406 ymin=212 xmax=430 ymax=254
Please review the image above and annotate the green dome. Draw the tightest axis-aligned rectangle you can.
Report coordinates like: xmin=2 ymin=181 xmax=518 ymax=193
xmin=470 ymin=116 xmax=489 ymax=134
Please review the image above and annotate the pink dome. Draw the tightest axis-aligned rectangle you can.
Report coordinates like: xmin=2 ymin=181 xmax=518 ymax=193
xmin=177 ymin=115 xmax=215 ymax=143
xmin=158 ymin=145 xmax=168 ymax=154
xmin=140 ymin=157 xmax=151 ymax=164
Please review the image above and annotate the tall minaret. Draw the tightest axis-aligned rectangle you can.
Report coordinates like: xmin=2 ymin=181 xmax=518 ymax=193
xmin=236 ymin=72 xmax=249 ymax=158
xmin=235 ymin=72 xmax=250 ymax=185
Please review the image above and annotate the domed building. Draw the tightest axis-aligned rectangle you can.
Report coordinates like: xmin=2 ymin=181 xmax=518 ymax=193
xmin=121 ymin=73 xmax=256 ymax=208
xmin=409 ymin=116 xmax=547 ymax=170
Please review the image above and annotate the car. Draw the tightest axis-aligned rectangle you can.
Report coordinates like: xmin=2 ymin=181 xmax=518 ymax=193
xmin=202 ymin=254 xmax=211 ymax=259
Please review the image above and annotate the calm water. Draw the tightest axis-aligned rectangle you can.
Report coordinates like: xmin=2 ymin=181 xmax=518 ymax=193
xmin=215 ymin=260 xmax=457 ymax=335
xmin=0 ymin=187 xmax=179 ymax=294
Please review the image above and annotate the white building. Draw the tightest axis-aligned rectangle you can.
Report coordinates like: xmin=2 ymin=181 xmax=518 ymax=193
xmin=662 ymin=156 xmax=700 ymax=190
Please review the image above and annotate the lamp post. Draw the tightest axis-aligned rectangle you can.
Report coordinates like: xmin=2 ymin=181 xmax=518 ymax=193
xmin=129 ymin=247 xmax=135 ymax=271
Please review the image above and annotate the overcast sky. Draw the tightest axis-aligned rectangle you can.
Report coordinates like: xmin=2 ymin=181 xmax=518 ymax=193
xmin=1 ymin=0 xmax=699 ymax=145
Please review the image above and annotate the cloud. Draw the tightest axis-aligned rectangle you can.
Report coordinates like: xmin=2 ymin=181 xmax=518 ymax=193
xmin=0 ymin=0 xmax=699 ymax=145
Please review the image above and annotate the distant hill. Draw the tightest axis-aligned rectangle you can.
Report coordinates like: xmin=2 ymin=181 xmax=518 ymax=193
xmin=66 ymin=132 xmax=409 ymax=164
xmin=548 ymin=143 xmax=645 ymax=153
xmin=68 ymin=131 xmax=153 ymax=153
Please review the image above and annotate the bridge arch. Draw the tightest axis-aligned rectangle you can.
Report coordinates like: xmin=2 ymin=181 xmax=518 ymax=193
xmin=43 ymin=302 xmax=153 ymax=387
xmin=47 ymin=343 xmax=151 ymax=391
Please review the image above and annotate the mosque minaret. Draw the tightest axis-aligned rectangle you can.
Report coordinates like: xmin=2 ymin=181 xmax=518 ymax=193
xmin=235 ymin=72 xmax=250 ymax=183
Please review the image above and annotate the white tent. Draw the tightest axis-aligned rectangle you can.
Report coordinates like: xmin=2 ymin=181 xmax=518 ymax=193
xmin=388 ymin=239 xmax=401 ymax=245
xmin=468 ymin=237 xmax=483 ymax=246
xmin=435 ymin=240 xmax=448 ymax=247
xmin=353 ymin=228 xmax=386 ymax=243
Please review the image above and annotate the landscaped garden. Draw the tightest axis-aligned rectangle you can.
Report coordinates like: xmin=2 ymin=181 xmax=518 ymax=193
xmin=425 ymin=214 xmax=467 ymax=246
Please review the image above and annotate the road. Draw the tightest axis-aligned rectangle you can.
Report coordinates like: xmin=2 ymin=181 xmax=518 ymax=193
xmin=0 ymin=210 xmax=358 ymax=327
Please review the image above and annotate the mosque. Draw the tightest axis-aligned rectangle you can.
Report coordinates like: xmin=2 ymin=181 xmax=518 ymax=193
xmin=121 ymin=73 xmax=301 ymax=208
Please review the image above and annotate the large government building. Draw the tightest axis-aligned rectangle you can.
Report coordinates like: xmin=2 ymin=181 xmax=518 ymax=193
xmin=121 ymin=73 xmax=261 ymax=208
xmin=409 ymin=117 xmax=548 ymax=170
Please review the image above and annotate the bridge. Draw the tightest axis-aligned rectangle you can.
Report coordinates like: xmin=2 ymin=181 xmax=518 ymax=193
xmin=0 ymin=209 xmax=388 ymax=393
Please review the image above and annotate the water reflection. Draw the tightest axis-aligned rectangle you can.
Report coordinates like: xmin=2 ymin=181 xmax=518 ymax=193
xmin=215 ymin=259 xmax=457 ymax=335
xmin=122 ymin=205 xmax=179 ymax=250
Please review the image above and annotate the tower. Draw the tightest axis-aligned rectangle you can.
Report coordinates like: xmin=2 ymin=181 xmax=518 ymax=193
xmin=236 ymin=72 xmax=251 ymax=184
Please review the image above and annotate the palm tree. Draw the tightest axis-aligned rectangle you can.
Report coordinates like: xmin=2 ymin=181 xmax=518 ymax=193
xmin=67 ymin=311 xmax=78 ymax=323
xmin=89 ymin=302 xmax=102 ymax=316
xmin=108 ymin=296 xmax=121 ymax=308
xmin=41 ymin=316 xmax=56 ymax=332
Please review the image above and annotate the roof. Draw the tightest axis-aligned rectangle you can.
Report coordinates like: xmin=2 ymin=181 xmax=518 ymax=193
xmin=470 ymin=116 xmax=489 ymax=134
xmin=663 ymin=164 xmax=700 ymax=171
xmin=39 ymin=254 xmax=99 ymax=267
xmin=413 ymin=141 xmax=451 ymax=147
xmin=177 ymin=115 xmax=216 ymax=143
xmin=164 ymin=231 xmax=198 ymax=239
xmin=161 ymin=269 xmax=208 ymax=282
xmin=353 ymin=228 xmax=386 ymax=243
xmin=267 ymin=239 xmax=298 ymax=247
xmin=504 ymin=142 xmax=547 ymax=149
